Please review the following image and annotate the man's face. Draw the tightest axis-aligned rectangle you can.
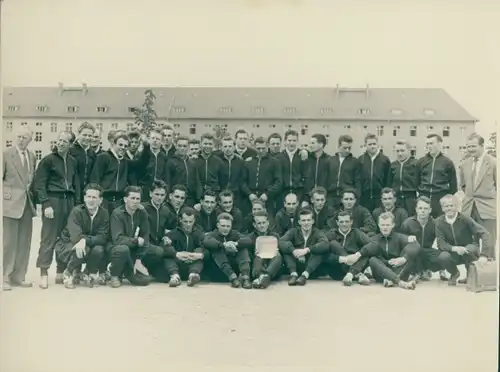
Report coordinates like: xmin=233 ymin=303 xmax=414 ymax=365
xmin=150 ymin=187 xmax=167 ymax=206
xmin=219 ymin=196 xmax=233 ymax=212
xmin=217 ymin=218 xmax=232 ymax=236
xmin=92 ymin=131 xmax=101 ymax=147
xmin=311 ymin=193 xmax=326 ymax=210
xmin=124 ymin=191 xmax=141 ymax=211
xmin=129 ymin=137 xmax=140 ymax=153
xmin=113 ymin=138 xmax=129 ymax=158
xmin=57 ymin=132 xmax=72 ymax=153
xmin=149 ymin=131 xmax=163 ymax=150
xmin=309 ymin=137 xmax=322 ymax=152
xmin=299 ymin=213 xmax=314 ymax=231
xmin=342 ymin=192 xmax=356 ymax=210
xmin=15 ymin=131 xmax=32 ymax=150
xmin=365 ymin=139 xmax=378 ymax=155
xmin=84 ymin=189 xmax=102 ymax=210
xmin=78 ymin=128 xmax=94 ymax=148
xmin=269 ymin=138 xmax=281 ymax=154
xmin=189 ymin=143 xmax=200 ymax=158
xmin=381 ymin=192 xmax=396 ymax=210
xmin=201 ymin=138 xmax=214 ymax=155
xmin=252 ymin=203 xmax=265 ymax=214
xmin=176 ymin=140 xmax=189 ymax=157
xmin=284 ymin=194 xmax=298 ymax=214
xmin=338 ymin=141 xmax=352 ymax=157
xmin=222 ymin=140 xmax=235 ymax=157
xmin=235 ymin=133 xmax=248 ymax=149
xmin=180 ymin=214 xmax=195 ymax=233
xmin=425 ymin=137 xmax=440 ymax=154
xmin=337 ymin=215 xmax=353 ymax=233
xmin=162 ymin=129 xmax=174 ymax=147
xmin=379 ymin=218 xmax=395 ymax=236
xmin=395 ymin=144 xmax=409 ymax=161
xmin=466 ymin=137 xmax=483 ymax=158
xmin=441 ymin=198 xmax=458 ymax=218
xmin=253 ymin=215 xmax=270 ymax=233
xmin=255 ymin=141 xmax=267 ymax=157
xmin=170 ymin=190 xmax=186 ymax=209
xmin=201 ymin=195 xmax=217 ymax=213
xmin=415 ymin=201 xmax=431 ymax=220
xmin=285 ymin=134 xmax=298 ymax=152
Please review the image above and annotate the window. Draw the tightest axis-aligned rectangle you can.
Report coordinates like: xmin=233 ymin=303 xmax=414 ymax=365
xmin=359 ymin=108 xmax=370 ymax=115
xmin=283 ymin=107 xmax=297 ymax=114
xmin=410 ymin=146 xmax=417 ymax=157
xmin=344 ymin=125 xmax=351 ymax=130
xmin=36 ymin=122 xmax=43 ymax=127
xmin=443 ymin=126 xmax=450 ymax=137
xmin=189 ymin=123 xmax=196 ymax=135
xmin=391 ymin=109 xmax=402 ymax=116
xmin=252 ymin=124 xmax=260 ymax=128
xmin=460 ymin=126 xmax=466 ymax=137
xmin=393 ymin=125 xmax=400 ymax=136
xmin=37 ymin=105 xmax=48 ymax=112
xmin=320 ymin=107 xmax=334 ymax=115
xmin=66 ymin=123 xmax=73 ymax=131
xmin=219 ymin=107 xmax=233 ymax=114
xmin=410 ymin=125 xmax=417 ymax=137
xmin=7 ymin=105 xmax=19 ymax=112
xmin=6 ymin=122 xmax=13 ymax=131
xmin=172 ymin=106 xmax=186 ymax=114
xmin=174 ymin=124 xmax=180 ymax=129
xmin=376 ymin=125 xmax=384 ymax=136
xmin=21 ymin=122 xmax=27 ymax=126
xmin=35 ymin=132 xmax=42 ymax=142
xmin=6 ymin=140 xmax=12 ymax=147
xmin=252 ymin=106 xmax=265 ymax=115
xmin=443 ymin=144 xmax=450 ymax=154
xmin=67 ymin=106 xmax=79 ymax=113
xmin=127 ymin=123 xmax=134 ymax=131
xmin=111 ymin=123 xmax=118 ymax=129
xmin=427 ymin=125 xmax=434 ymax=131
xmin=50 ymin=122 xmax=58 ymax=132
xmin=423 ymin=108 xmax=435 ymax=116
xmin=96 ymin=123 xmax=103 ymax=132
xmin=269 ymin=124 xmax=276 ymax=128
xmin=35 ymin=150 xmax=42 ymax=160
xmin=97 ymin=106 xmax=108 ymax=113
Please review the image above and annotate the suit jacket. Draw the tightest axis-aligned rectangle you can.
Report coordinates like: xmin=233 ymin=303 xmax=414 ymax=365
xmin=460 ymin=153 xmax=496 ymax=219
xmin=2 ymin=147 xmax=37 ymax=219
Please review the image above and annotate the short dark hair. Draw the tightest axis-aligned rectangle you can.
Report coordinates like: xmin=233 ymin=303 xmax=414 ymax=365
xmin=219 ymin=190 xmax=233 ymax=200
xmin=151 ymin=180 xmax=168 ymax=193
xmin=311 ymin=134 xmax=327 ymax=147
xmin=124 ymin=185 xmax=142 ymax=197
xmin=284 ymin=130 xmax=299 ymax=140
xmin=170 ymin=184 xmax=187 ymax=194
xmin=180 ymin=206 xmax=197 ymax=218
xmin=148 ymin=128 xmax=163 ymax=138
xmin=176 ymin=135 xmax=189 ymax=143
xmin=84 ymin=183 xmax=103 ymax=197
xmin=251 ymin=199 xmax=266 ymax=208
xmin=78 ymin=122 xmax=95 ymax=134
xmin=426 ymin=133 xmax=443 ymax=142
xmin=338 ymin=134 xmax=353 ymax=145
xmin=217 ymin=212 xmax=233 ymax=222
xmin=381 ymin=187 xmax=396 ymax=197
xmin=467 ymin=132 xmax=485 ymax=146
xmin=202 ymin=189 xmax=217 ymax=201
xmin=128 ymin=131 xmax=141 ymax=140
xmin=235 ymin=129 xmax=248 ymax=139
xmin=395 ymin=139 xmax=410 ymax=148
xmin=189 ymin=138 xmax=200 ymax=145
xmin=364 ymin=133 xmax=378 ymax=143
xmin=268 ymin=133 xmax=282 ymax=142
xmin=298 ymin=207 xmax=314 ymax=218
xmin=342 ymin=188 xmax=358 ymax=199
xmin=221 ymin=136 xmax=234 ymax=143
xmin=200 ymin=133 xmax=215 ymax=142
xmin=163 ymin=125 xmax=174 ymax=132
xmin=113 ymin=133 xmax=130 ymax=144
xmin=416 ymin=195 xmax=431 ymax=206
xmin=311 ymin=186 xmax=327 ymax=197
xmin=336 ymin=210 xmax=352 ymax=221
xmin=254 ymin=136 xmax=267 ymax=145
xmin=252 ymin=210 xmax=269 ymax=221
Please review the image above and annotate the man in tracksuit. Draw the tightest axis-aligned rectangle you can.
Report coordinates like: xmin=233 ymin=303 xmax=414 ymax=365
xmin=195 ymin=133 xmax=224 ymax=194
xmin=54 ymin=183 xmax=109 ymax=289
xmin=327 ymin=134 xmax=362 ymax=209
xmin=343 ymin=212 xmax=420 ymax=290
xmin=275 ymin=130 xmax=307 ymax=210
xmin=161 ymin=125 xmax=177 ymax=158
xmin=239 ymin=211 xmax=283 ymax=289
xmin=279 ymin=208 xmax=330 ymax=286
xmin=358 ymin=134 xmax=391 ymax=212
xmin=162 ymin=207 xmax=207 ymax=287
xmin=372 ymin=188 xmax=409 ymax=233
xmin=324 ymin=211 xmax=372 ymax=286
xmin=417 ymin=134 xmax=458 ymax=217
xmin=34 ymin=131 xmax=81 ymax=289
xmin=195 ymin=190 xmax=219 ymax=233
xmin=108 ymin=186 xmax=163 ymax=288
xmin=274 ymin=192 xmax=300 ymax=236
xmin=435 ymin=194 xmax=493 ymax=285
xmin=165 ymin=184 xmax=188 ymax=227
xmin=387 ymin=140 xmax=419 ymax=215
xmin=70 ymin=122 xmax=97 ymax=202
xmin=267 ymin=133 xmax=282 ymax=157
xmin=303 ymin=134 xmax=331 ymax=206
xmin=125 ymin=131 xmax=141 ymax=160
xmin=165 ymin=136 xmax=202 ymax=207
xmin=216 ymin=190 xmax=244 ymax=232
xmin=218 ymin=136 xmax=246 ymax=211
xmin=90 ymin=132 xmax=150 ymax=215
xmin=331 ymin=189 xmax=377 ymax=236
xmin=242 ymin=200 xmax=276 ymax=234
xmin=309 ymin=187 xmax=336 ymax=231
xmin=234 ymin=129 xmax=258 ymax=159
xmin=203 ymin=213 xmax=252 ymax=289
xmin=241 ymin=136 xmax=282 ymax=215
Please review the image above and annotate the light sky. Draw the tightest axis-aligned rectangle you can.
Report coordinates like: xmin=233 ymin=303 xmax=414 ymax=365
xmin=2 ymin=0 xmax=499 ymax=137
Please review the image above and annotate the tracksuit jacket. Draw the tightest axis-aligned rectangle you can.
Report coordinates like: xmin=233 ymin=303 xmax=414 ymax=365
xmin=215 ymin=207 xmax=244 ymax=232
xmin=196 ymin=209 xmax=218 ymax=233
xmin=331 ymin=206 xmax=377 ymax=236
xmin=416 ymin=152 xmax=458 ymax=195
xmin=311 ymin=206 xmax=336 ymax=231
xmin=195 ymin=153 xmax=224 ymax=192
xmin=59 ymin=204 xmax=109 ymax=247
xmin=387 ymin=157 xmax=419 ymax=195
xmin=219 ymin=155 xmax=246 ymax=196
xmin=359 ymin=232 xmax=418 ymax=260
xmin=326 ymin=228 xmax=372 ymax=260
xmin=303 ymin=152 xmax=331 ymax=199
xmin=241 ymin=153 xmax=282 ymax=199
xmin=203 ymin=230 xmax=243 ymax=253
xmin=69 ymin=141 xmax=96 ymax=196
xmin=165 ymin=154 xmax=201 ymax=199
xmin=278 ymin=227 xmax=330 ymax=255
xmin=163 ymin=226 xmax=206 ymax=258
xmin=110 ymin=206 xmax=150 ymax=256
xmin=275 ymin=150 xmax=307 ymax=192
xmin=400 ymin=216 xmax=436 ymax=249
xmin=274 ymin=208 xmax=300 ymax=236
xmin=372 ymin=207 xmax=409 ymax=233
xmin=358 ymin=151 xmax=391 ymax=200
xmin=136 ymin=144 xmax=169 ymax=190
xmin=328 ymin=153 xmax=362 ymax=198
xmin=142 ymin=201 xmax=177 ymax=245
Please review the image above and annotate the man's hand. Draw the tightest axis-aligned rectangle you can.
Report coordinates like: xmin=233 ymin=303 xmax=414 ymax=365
xmin=293 ymin=249 xmax=308 ymax=258
xmin=74 ymin=239 xmax=86 ymax=259
xmin=476 ymin=256 xmax=489 ymax=265
xmin=299 ymin=149 xmax=309 ymax=161
xmin=44 ymin=207 xmax=54 ymax=219
xmin=162 ymin=236 xmax=172 ymax=246
xmin=176 ymin=251 xmax=191 ymax=262
xmin=259 ymin=194 xmax=268 ymax=202
xmin=224 ymin=241 xmax=238 ymax=253
xmin=249 ymin=194 xmax=258 ymax=202
xmin=389 ymin=257 xmax=407 ymax=267
xmin=189 ymin=252 xmax=204 ymax=261
xmin=339 ymin=256 xmax=347 ymax=264
xmin=407 ymin=235 xmax=417 ymax=243
xmin=452 ymin=246 xmax=467 ymax=256
xmin=137 ymin=237 xmax=145 ymax=247
xmin=344 ymin=253 xmax=360 ymax=266
xmin=193 ymin=203 xmax=201 ymax=212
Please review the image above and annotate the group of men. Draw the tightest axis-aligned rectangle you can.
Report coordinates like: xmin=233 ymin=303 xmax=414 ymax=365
xmin=2 ymin=122 xmax=497 ymax=291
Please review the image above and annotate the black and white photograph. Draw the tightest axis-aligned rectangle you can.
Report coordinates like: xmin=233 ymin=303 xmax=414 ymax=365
xmin=0 ymin=1 xmax=498 ymax=371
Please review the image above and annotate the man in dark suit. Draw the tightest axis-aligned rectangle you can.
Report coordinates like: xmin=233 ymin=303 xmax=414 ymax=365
xmin=2 ymin=127 xmax=37 ymax=290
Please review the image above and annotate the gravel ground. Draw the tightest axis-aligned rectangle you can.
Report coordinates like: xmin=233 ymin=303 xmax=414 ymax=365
xmin=0 ymin=219 xmax=498 ymax=372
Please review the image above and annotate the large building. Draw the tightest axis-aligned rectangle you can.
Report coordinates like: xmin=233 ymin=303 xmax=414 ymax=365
xmin=2 ymin=85 xmax=477 ymax=164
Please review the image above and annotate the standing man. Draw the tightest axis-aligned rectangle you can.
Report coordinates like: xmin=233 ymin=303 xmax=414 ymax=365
xmin=267 ymin=133 xmax=282 ymax=156
xmin=460 ymin=133 xmax=497 ymax=252
xmin=387 ymin=140 xmax=419 ymax=215
xmin=91 ymin=128 xmax=104 ymax=155
xmin=195 ymin=133 xmax=224 ymax=193
xmin=161 ymin=125 xmax=177 ymax=157
xmin=70 ymin=122 xmax=97 ymax=202
xmin=2 ymin=126 xmax=37 ymax=290
xmin=234 ymin=129 xmax=258 ymax=159
xmin=303 ymin=134 xmax=331 ymax=206
xmin=358 ymin=134 xmax=391 ymax=212
xmin=218 ymin=136 xmax=246 ymax=210
xmin=33 ymin=131 xmax=81 ymax=289
xmin=417 ymin=134 xmax=458 ymax=218
xmin=188 ymin=139 xmax=201 ymax=160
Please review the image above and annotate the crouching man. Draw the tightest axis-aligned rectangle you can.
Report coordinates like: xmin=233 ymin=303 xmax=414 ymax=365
xmin=203 ymin=213 xmax=252 ymax=289
xmin=435 ymin=194 xmax=493 ymax=285
xmin=279 ymin=208 xmax=330 ymax=286
xmin=239 ymin=211 xmax=283 ymax=289
xmin=344 ymin=212 xmax=420 ymax=290
xmin=163 ymin=207 xmax=207 ymax=287
xmin=54 ymin=183 xmax=109 ymax=289
xmin=325 ymin=211 xmax=372 ymax=286
xmin=108 ymin=186 xmax=163 ymax=288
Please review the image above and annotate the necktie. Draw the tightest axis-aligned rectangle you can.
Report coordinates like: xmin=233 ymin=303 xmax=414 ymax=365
xmin=471 ymin=157 xmax=478 ymax=186
xmin=21 ymin=151 xmax=29 ymax=178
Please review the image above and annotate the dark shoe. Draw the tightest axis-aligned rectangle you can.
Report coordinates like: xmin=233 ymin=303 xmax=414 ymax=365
xmin=260 ymin=274 xmax=271 ymax=289
xmin=448 ymin=271 xmax=460 ymax=286
xmin=288 ymin=274 xmax=298 ymax=286
xmin=11 ymin=280 xmax=33 ymax=288
xmin=241 ymin=275 xmax=252 ymax=289
xmin=229 ymin=274 xmax=241 ymax=288
xmin=420 ymin=270 xmax=433 ymax=281
xmin=187 ymin=273 xmax=200 ymax=287
xmin=2 ymin=282 xmax=12 ymax=291
xmin=296 ymin=275 xmax=307 ymax=286
xmin=109 ymin=276 xmax=122 ymax=288
xmin=128 ymin=272 xmax=151 ymax=286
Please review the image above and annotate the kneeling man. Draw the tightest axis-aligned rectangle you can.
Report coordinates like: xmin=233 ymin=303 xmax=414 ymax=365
xmin=279 ymin=208 xmax=330 ymax=286
xmin=203 ymin=213 xmax=252 ymax=289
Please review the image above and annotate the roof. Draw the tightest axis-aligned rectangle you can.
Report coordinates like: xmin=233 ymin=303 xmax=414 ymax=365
xmin=2 ymin=86 xmax=477 ymax=122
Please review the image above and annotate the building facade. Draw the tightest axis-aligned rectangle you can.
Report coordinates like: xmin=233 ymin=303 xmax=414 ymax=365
xmin=2 ymin=85 xmax=477 ymax=164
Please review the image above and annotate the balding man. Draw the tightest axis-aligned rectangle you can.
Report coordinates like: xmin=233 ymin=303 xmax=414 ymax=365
xmin=2 ymin=127 xmax=37 ymax=290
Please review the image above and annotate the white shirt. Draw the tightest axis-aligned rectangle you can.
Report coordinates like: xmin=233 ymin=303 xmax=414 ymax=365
xmin=285 ymin=149 xmax=297 ymax=162
xmin=111 ymin=149 xmax=123 ymax=160
xmin=473 ymin=152 xmax=485 ymax=181
xmin=445 ymin=213 xmax=458 ymax=225
xmin=16 ymin=147 xmax=30 ymax=169
xmin=370 ymin=150 xmax=380 ymax=161
xmin=339 ymin=229 xmax=352 ymax=237
xmin=339 ymin=155 xmax=346 ymax=167
xmin=301 ymin=229 xmax=311 ymax=244
xmin=89 ymin=208 xmax=99 ymax=221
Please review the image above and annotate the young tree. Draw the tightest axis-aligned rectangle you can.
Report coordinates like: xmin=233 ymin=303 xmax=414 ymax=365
xmin=132 ymin=89 xmax=157 ymax=134
xmin=213 ymin=124 xmax=228 ymax=150
xmin=487 ymin=131 xmax=496 ymax=157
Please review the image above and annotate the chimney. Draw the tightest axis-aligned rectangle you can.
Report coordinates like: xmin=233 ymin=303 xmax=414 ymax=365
xmin=82 ymin=82 xmax=88 ymax=95
xmin=365 ymin=84 xmax=370 ymax=99
xmin=58 ymin=82 xmax=64 ymax=95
